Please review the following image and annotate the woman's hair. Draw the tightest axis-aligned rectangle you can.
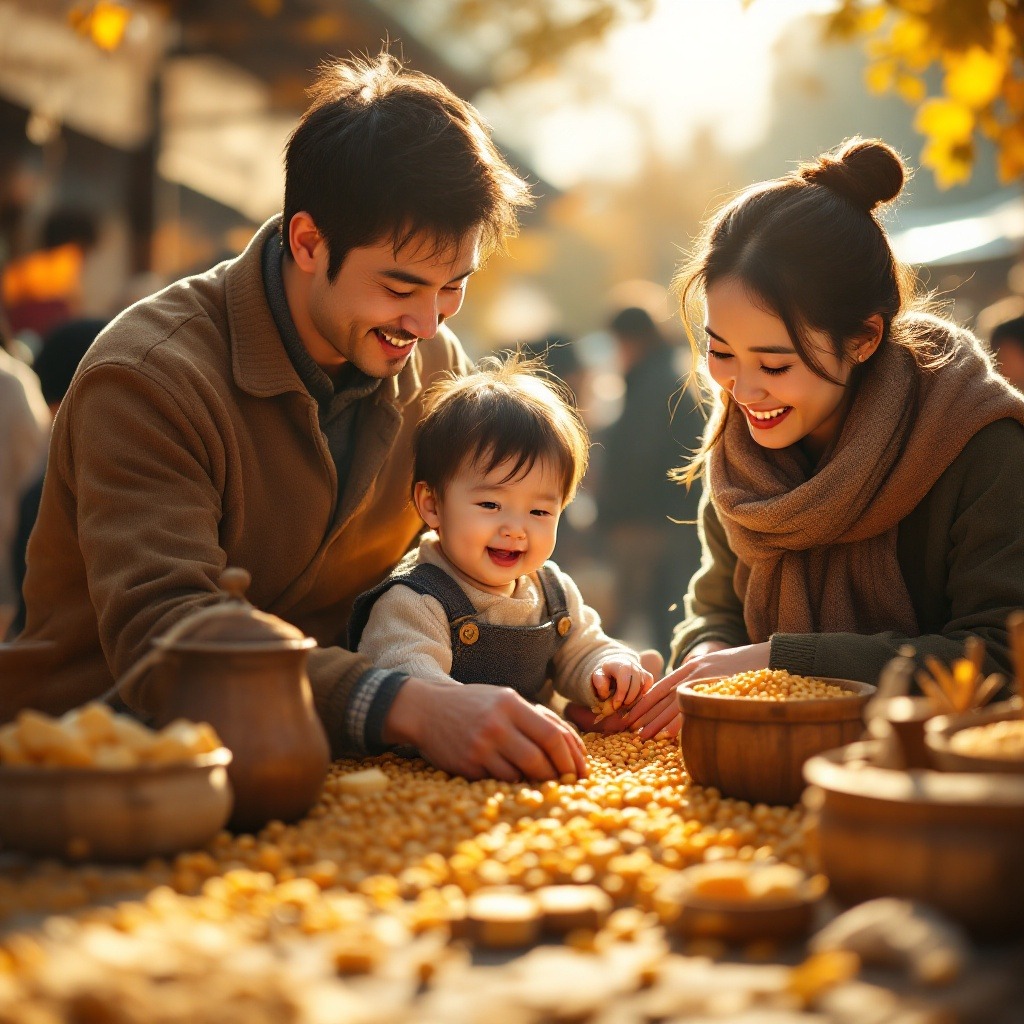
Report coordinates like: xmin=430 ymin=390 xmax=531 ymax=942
xmin=413 ymin=352 xmax=590 ymax=505
xmin=672 ymin=137 xmax=936 ymax=484
xmin=284 ymin=51 xmax=533 ymax=281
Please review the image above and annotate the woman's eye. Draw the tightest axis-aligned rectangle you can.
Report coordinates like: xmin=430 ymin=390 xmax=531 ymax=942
xmin=762 ymin=365 xmax=792 ymax=376
xmin=707 ymin=349 xmax=731 ymax=362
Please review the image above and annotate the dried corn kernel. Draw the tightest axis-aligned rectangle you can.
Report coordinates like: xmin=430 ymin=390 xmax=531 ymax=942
xmin=692 ymin=669 xmax=849 ymax=700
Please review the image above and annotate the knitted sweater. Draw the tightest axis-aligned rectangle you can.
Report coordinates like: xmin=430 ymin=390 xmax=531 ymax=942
xmin=672 ymin=418 xmax=1024 ymax=684
xmin=357 ymin=533 xmax=634 ymax=708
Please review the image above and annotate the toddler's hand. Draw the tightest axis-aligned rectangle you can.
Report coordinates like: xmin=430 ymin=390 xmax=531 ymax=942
xmin=591 ymin=656 xmax=653 ymax=715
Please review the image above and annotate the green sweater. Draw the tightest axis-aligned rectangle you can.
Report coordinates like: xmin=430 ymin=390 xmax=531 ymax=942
xmin=672 ymin=418 xmax=1024 ymax=684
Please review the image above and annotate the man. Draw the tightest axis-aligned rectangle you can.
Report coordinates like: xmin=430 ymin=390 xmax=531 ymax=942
xmin=991 ymin=315 xmax=1024 ymax=392
xmin=10 ymin=53 xmax=587 ymax=783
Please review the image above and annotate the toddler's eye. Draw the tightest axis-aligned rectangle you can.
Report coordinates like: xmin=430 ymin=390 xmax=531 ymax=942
xmin=478 ymin=501 xmax=499 ymax=510
xmin=531 ymin=509 xmax=553 ymax=517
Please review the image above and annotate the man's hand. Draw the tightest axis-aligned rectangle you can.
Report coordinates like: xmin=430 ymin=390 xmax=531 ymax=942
xmin=382 ymin=677 xmax=589 ymax=782
xmin=591 ymin=655 xmax=653 ymax=714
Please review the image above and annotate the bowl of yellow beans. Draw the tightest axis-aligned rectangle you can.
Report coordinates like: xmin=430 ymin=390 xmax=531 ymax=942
xmin=0 ymin=703 xmax=232 ymax=861
xmin=677 ymin=669 xmax=875 ymax=805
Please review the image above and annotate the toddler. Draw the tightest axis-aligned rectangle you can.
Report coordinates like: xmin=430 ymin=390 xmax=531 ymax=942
xmin=350 ymin=354 xmax=654 ymax=721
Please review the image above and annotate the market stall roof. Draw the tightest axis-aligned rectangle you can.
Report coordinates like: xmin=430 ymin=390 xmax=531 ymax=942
xmin=0 ymin=0 xmax=554 ymax=222
xmin=889 ymin=188 xmax=1024 ymax=267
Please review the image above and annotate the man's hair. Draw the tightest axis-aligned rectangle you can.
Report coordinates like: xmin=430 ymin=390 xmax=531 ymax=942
xmin=284 ymin=51 xmax=533 ymax=280
xmin=413 ymin=353 xmax=590 ymax=505
xmin=992 ymin=315 xmax=1024 ymax=351
xmin=35 ymin=317 xmax=108 ymax=405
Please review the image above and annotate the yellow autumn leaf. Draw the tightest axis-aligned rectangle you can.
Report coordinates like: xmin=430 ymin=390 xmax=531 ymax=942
xmin=865 ymin=58 xmax=896 ymax=94
xmin=856 ymin=4 xmax=888 ymax=35
xmin=945 ymin=46 xmax=1008 ymax=109
xmin=896 ymin=73 xmax=927 ymax=104
xmin=996 ymin=123 xmax=1024 ymax=183
xmin=921 ymin=137 xmax=974 ymax=189
xmin=915 ymin=97 xmax=974 ymax=142
xmin=890 ymin=16 xmax=929 ymax=58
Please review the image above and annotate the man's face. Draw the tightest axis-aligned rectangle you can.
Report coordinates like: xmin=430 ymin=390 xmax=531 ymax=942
xmin=298 ymin=226 xmax=482 ymax=378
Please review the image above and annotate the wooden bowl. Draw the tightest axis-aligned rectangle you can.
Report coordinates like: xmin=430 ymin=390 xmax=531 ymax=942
xmin=677 ymin=677 xmax=875 ymax=805
xmin=0 ymin=748 xmax=233 ymax=862
xmin=803 ymin=742 xmax=1024 ymax=938
xmin=924 ymin=700 xmax=1024 ymax=774
xmin=656 ymin=861 xmax=824 ymax=943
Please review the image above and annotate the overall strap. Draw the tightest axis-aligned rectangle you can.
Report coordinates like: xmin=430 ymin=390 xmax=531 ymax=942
xmin=535 ymin=563 xmax=572 ymax=637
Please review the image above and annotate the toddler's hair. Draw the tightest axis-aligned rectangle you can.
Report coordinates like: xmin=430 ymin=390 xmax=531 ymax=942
xmin=413 ymin=351 xmax=589 ymax=504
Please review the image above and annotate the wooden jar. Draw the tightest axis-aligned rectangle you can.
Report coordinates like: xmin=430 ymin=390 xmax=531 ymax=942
xmin=117 ymin=568 xmax=330 ymax=833
xmin=677 ymin=678 xmax=874 ymax=805
xmin=803 ymin=742 xmax=1024 ymax=938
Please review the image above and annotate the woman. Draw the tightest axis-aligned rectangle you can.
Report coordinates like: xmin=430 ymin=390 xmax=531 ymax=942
xmin=609 ymin=137 xmax=1024 ymax=739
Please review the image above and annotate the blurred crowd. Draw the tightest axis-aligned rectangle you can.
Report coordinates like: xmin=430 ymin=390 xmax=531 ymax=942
xmin=2 ymin=205 xmax=1024 ymax=650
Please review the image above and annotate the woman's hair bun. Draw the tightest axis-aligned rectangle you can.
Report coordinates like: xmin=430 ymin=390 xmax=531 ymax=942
xmin=798 ymin=137 xmax=906 ymax=213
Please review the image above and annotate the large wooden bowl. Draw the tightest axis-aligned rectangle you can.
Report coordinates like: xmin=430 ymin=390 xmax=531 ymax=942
xmin=924 ymin=699 xmax=1024 ymax=775
xmin=0 ymin=748 xmax=233 ymax=861
xmin=677 ymin=677 xmax=875 ymax=805
xmin=803 ymin=742 xmax=1024 ymax=938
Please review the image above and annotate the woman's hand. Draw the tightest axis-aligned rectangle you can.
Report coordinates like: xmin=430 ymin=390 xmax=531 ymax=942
xmin=616 ymin=641 xmax=771 ymax=739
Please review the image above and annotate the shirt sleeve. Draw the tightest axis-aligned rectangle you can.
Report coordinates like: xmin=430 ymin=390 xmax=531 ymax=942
xmin=356 ymin=584 xmax=456 ymax=684
xmin=670 ymin=489 xmax=749 ymax=666
xmin=550 ymin=566 xmax=639 ymax=707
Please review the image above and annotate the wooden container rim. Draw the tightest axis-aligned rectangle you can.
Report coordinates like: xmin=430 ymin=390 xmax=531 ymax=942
xmin=803 ymin=742 xmax=1024 ymax=806
xmin=923 ymin=700 xmax=1024 ymax=774
xmin=677 ymin=676 xmax=875 ymax=722
xmin=0 ymin=746 xmax=233 ymax=781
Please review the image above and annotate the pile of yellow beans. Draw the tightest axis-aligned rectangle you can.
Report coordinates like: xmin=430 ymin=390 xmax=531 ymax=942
xmin=692 ymin=669 xmax=849 ymax=701
xmin=950 ymin=719 xmax=1024 ymax=760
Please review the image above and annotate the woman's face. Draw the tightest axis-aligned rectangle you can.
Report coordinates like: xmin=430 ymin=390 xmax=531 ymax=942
xmin=704 ymin=277 xmax=855 ymax=460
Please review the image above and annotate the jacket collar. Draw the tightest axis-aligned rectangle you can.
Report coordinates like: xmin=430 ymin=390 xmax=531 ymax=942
xmin=224 ymin=215 xmax=423 ymax=409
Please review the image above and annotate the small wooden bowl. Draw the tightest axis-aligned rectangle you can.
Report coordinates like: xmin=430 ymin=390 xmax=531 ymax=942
xmin=0 ymin=748 xmax=233 ymax=862
xmin=924 ymin=700 xmax=1024 ymax=775
xmin=677 ymin=677 xmax=875 ymax=805
xmin=803 ymin=742 xmax=1024 ymax=938
xmin=657 ymin=862 xmax=824 ymax=943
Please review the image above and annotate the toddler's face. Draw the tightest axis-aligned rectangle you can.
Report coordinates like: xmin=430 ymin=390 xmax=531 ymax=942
xmin=416 ymin=455 xmax=565 ymax=596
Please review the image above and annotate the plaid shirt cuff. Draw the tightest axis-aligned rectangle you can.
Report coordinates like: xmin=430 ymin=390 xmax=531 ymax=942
xmin=343 ymin=668 xmax=408 ymax=756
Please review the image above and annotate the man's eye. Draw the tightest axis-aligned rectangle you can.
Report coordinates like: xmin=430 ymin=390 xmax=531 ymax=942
xmin=385 ymin=287 xmax=413 ymax=298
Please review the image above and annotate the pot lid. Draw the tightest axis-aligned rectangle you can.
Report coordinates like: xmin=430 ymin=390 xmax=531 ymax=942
xmin=154 ymin=567 xmax=311 ymax=649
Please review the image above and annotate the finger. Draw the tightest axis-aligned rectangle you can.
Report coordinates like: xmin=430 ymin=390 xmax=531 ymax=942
xmin=592 ymin=669 xmax=611 ymax=699
xmin=483 ymin=751 xmax=524 ymax=784
xmin=516 ymin=706 xmax=589 ymax=779
xmin=638 ymin=704 xmax=681 ymax=740
xmin=620 ymin=672 xmax=642 ymax=709
xmin=618 ymin=678 xmax=673 ymax=726
xmin=538 ymin=710 xmax=590 ymax=778
xmin=628 ymin=691 xmax=680 ymax=732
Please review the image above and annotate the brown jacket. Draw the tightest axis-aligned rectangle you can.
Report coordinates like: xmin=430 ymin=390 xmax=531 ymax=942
xmin=9 ymin=218 xmax=471 ymax=746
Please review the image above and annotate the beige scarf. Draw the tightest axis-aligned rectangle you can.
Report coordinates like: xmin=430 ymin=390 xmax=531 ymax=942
xmin=709 ymin=313 xmax=1024 ymax=643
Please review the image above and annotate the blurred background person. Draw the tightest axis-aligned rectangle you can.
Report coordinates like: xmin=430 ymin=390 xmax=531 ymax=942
xmin=8 ymin=316 xmax=107 ymax=638
xmin=593 ymin=305 xmax=704 ymax=660
xmin=990 ymin=315 xmax=1024 ymax=392
xmin=0 ymin=314 xmax=50 ymax=619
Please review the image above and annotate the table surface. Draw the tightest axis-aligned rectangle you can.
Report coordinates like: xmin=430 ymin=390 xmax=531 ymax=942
xmin=1 ymin=733 xmax=1022 ymax=1023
